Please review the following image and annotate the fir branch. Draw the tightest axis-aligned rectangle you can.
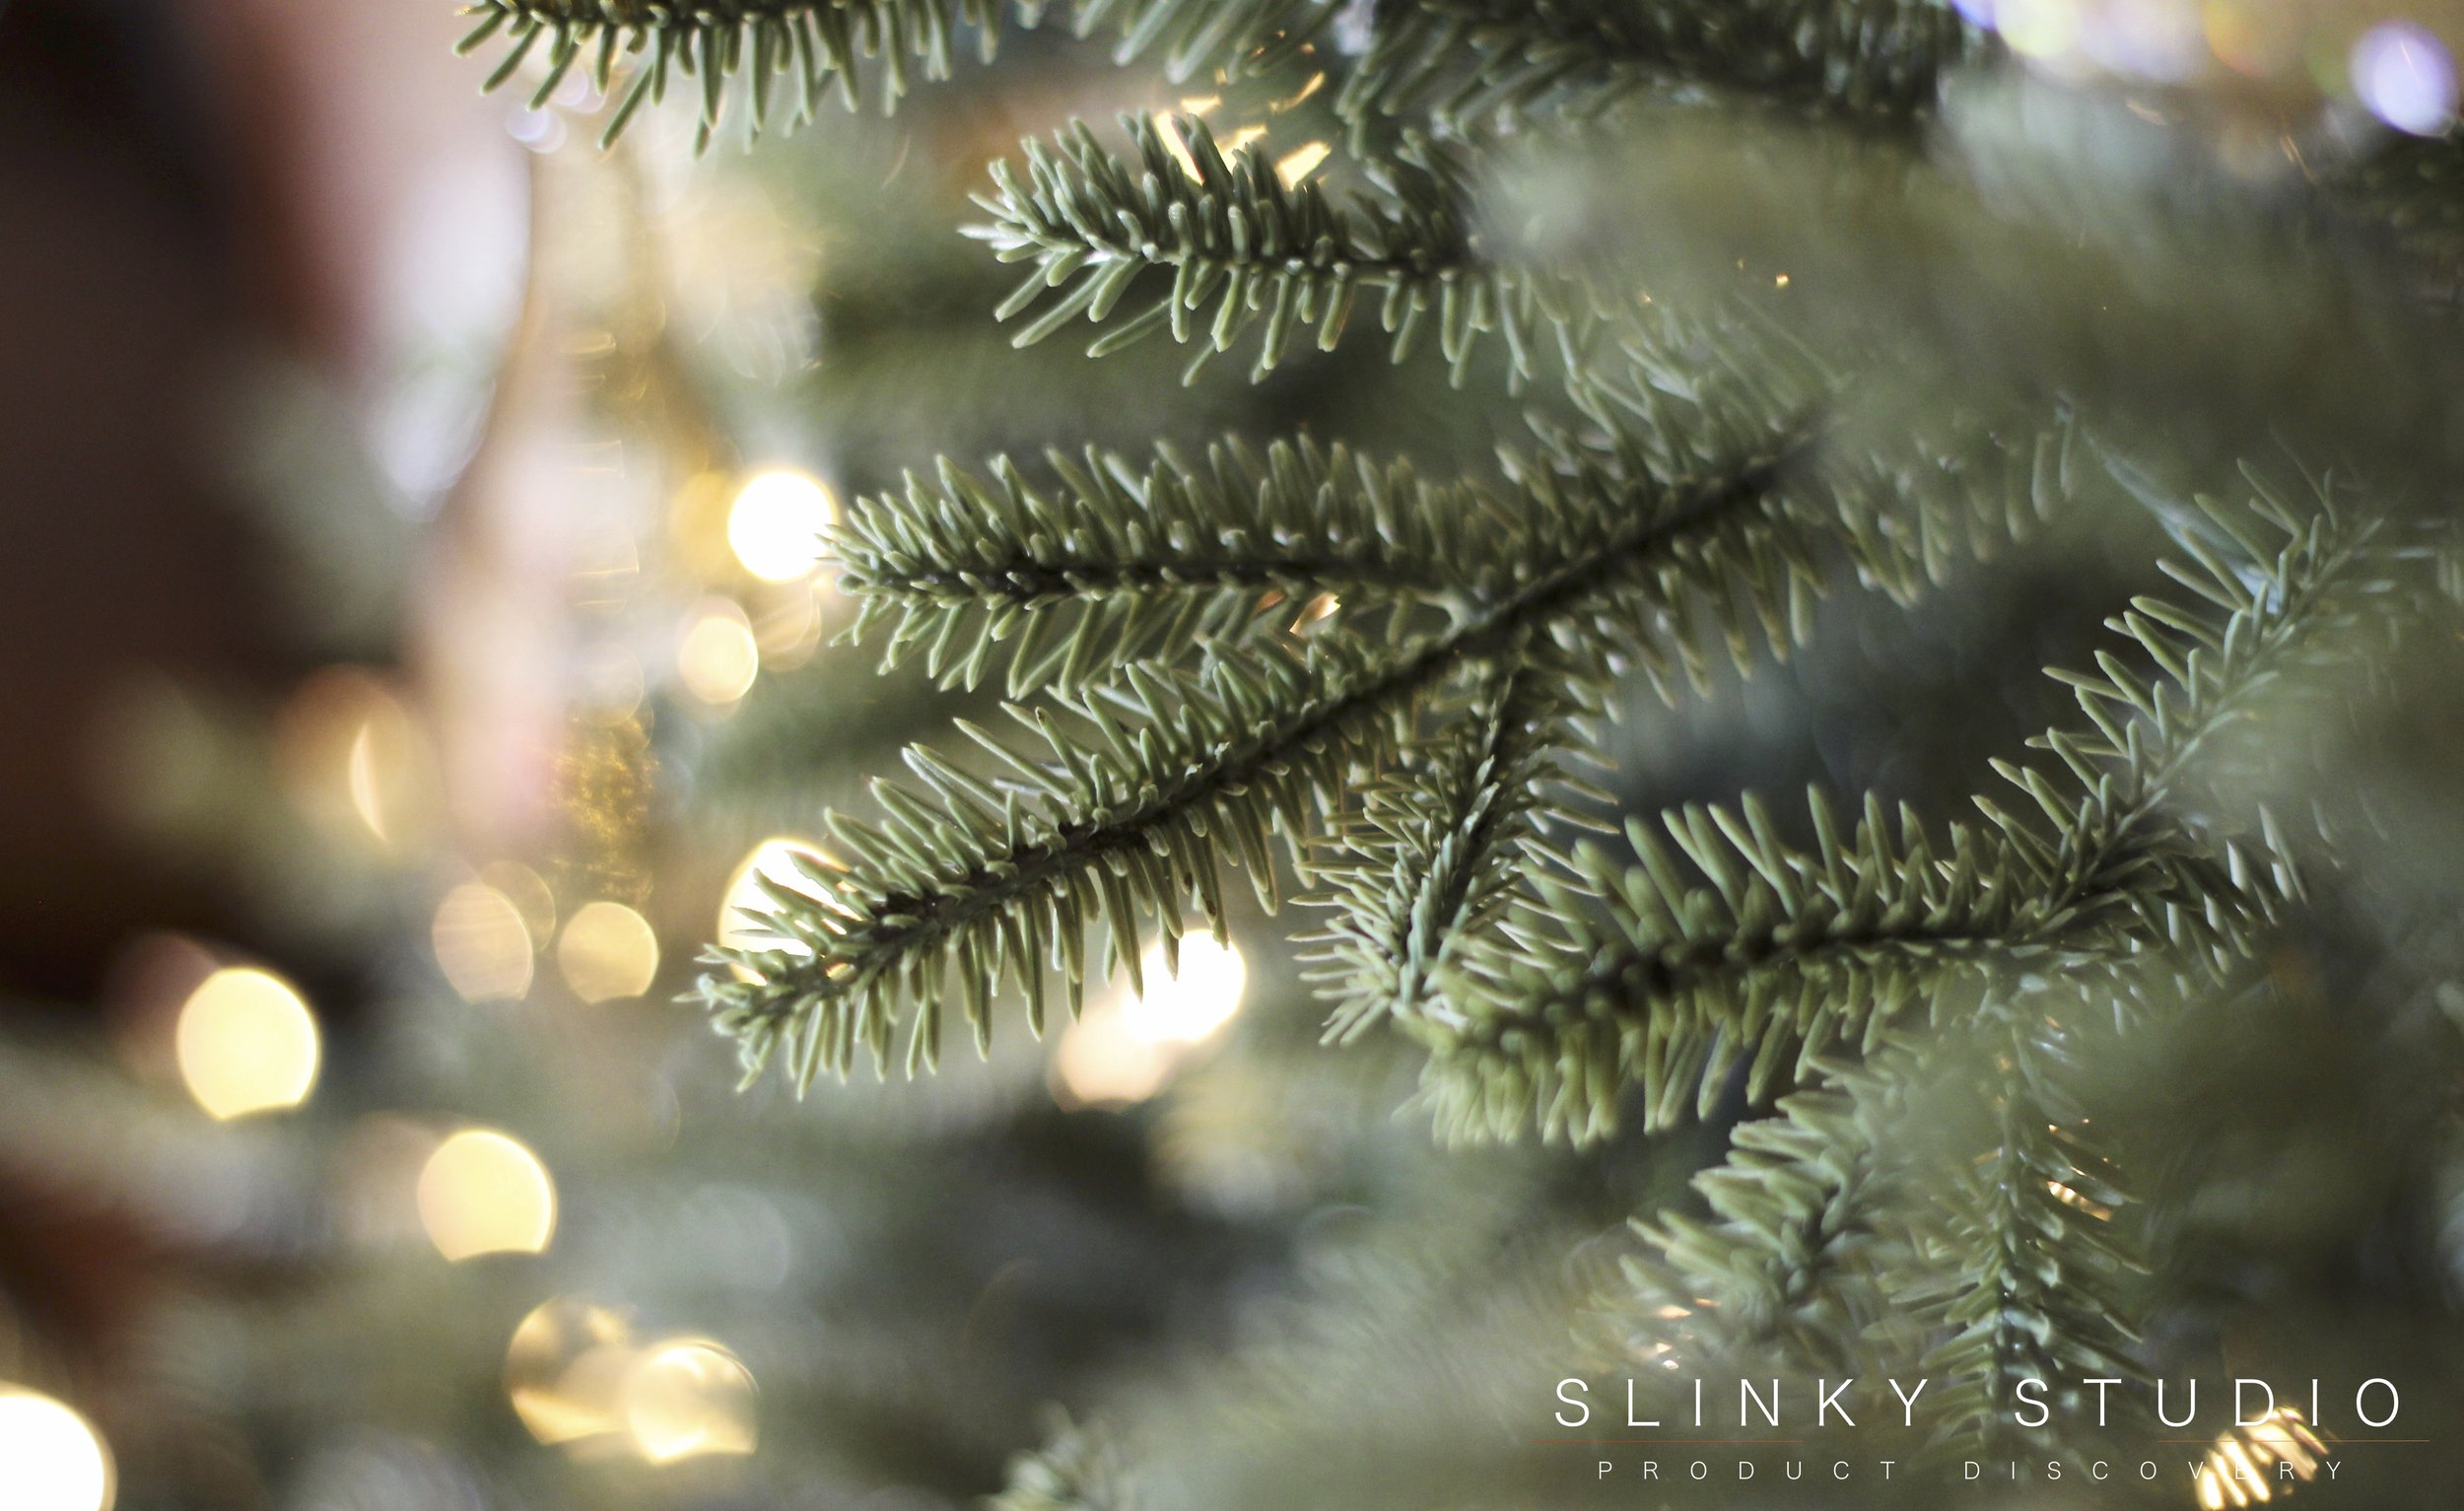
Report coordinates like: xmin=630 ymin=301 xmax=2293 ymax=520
xmin=992 ymin=1409 xmax=1130 ymax=1511
xmin=1905 ymin=1020 xmax=2147 ymax=1456
xmin=1618 ymin=1076 xmax=1887 ymax=1368
xmin=969 ymin=116 xmax=1561 ymax=384
xmin=1417 ymin=480 xmax=2397 ymax=1145
xmin=456 ymin=0 xmax=1327 ymax=144
xmin=1299 ymin=655 xmax=1593 ymax=1043
xmin=1336 ymin=0 xmax=1986 ymax=139
xmin=702 ymin=414 xmax=1828 ymax=1085
xmin=831 ymin=435 xmax=1507 ymax=699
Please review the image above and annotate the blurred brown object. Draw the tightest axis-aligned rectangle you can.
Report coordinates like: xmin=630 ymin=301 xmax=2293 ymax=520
xmin=0 ymin=0 xmax=516 ymax=1001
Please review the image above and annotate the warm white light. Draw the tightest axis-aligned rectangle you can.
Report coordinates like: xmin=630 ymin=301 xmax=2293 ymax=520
xmin=2196 ymin=1407 xmax=2324 ymax=1509
xmin=0 ymin=1389 xmax=112 ymax=1511
xmin=1121 ymin=932 xmax=1246 ymax=1045
xmin=625 ymin=1340 xmax=758 ymax=1464
xmin=1274 ymin=141 xmax=1331 ymax=187
xmin=718 ymin=838 xmax=840 ymax=957
xmin=432 ymin=882 xmax=534 ymax=1002
xmin=726 ymin=470 xmax=836 ymax=583
xmin=678 ymin=598 xmax=761 ymax=705
xmin=418 ymin=1129 xmax=557 ymax=1261
xmin=174 ymin=967 xmax=319 ymax=1120
xmin=1051 ymin=931 xmax=1246 ymax=1108
xmin=557 ymin=901 xmax=659 ymax=1002
xmin=506 ymin=1298 xmax=636 ymax=1446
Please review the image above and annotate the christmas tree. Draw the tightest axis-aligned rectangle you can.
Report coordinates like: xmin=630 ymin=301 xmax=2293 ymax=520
xmin=9 ymin=0 xmax=2464 ymax=1508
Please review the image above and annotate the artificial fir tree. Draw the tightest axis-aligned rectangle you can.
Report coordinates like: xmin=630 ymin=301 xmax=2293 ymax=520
xmin=432 ymin=0 xmax=2464 ymax=1506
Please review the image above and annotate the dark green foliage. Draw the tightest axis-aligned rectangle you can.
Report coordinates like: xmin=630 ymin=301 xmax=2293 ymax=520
xmin=1339 ymin=0 xmax=1987 ymax=138
xmin=447 ymin=0 xmax=2464 ymax=1483
xmin=971 ymin=116 xmax=1540 ymax=383
xmin=457 ymin=0 xmax=1326 ymax=143
xmin=1418 ymin=485 xmax=2397 ymax=1146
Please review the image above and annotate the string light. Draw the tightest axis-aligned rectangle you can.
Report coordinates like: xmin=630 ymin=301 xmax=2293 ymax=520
xmin=717 ymin=838 xmax=840 ymax=958
xmin=506 ymin=1299 xmax=636 ymax=1446
xmin=174 ymin=967 xmax=319 ymax=1120
xmin=726 ymin=470 xmax=836 ymax=582
xmin=557 ymin=901 xmax=660 ymax=1002
xmin=624 ymin=1339 xmax=759 ymax=1464
xmin=2195 ymin=1407 xmax=2324 ymax=1508
xmin=0 ymin=1388 xmax=113 ymax=1511
xmin=1274 ymin=141 xmax=1332 ymax=186
xmin=417 ymin=1129 xmax=557 ymax=1261
xmin=432 ymin=882 xmax=535 ymax=1002
xmin=479 ymin=860 xmax=558 ymax=942
xmin=677 ymin=597 xmax=761 ymax=706
xmin=504 ymin=1303 xmax=757 ymax=1464
xmin=1052 ymin=931 xmax=1246 ymax=1108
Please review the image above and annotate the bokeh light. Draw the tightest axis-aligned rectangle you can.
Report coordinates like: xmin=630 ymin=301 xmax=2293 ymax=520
xmin=1052 ymin=931 xmax=1246 ymax=1108
xmin=506 ymin=1299 xmax=636 ymax=1446
xmin=557 ymin=901 xmax=660 ymax=1002
xmin=1122 ymin=932 xmax=1246 ymax=1045
xmin=174 ymin=967 xmax=319 ymax=1120
xmin=2353 ymin=21 xmax=2458 ymax=136
xmin=432 ymin=882 xmax=534 ymax=1002
xmin=479 ymin=859 xmax=558 ymax=942
xmin=718 ymin=837 xmax=840 ymax=958
xmin=274 ymin=667 xmax=435 ymax=849
xmin=2195 ymin=1406 xmax=2324 ymax=1508
xmin=678 ymin=598 xmax=762 ymax=706
xmin=726 ymin=470 xmax=836 ymax=582
xmin=0 ymin=1388 xmax=113 ymax=1511
xmin=417 ymin=1129 xmax=557 ymax=1261
xmin=624 ymin=1340 xmax=758 ymax=1464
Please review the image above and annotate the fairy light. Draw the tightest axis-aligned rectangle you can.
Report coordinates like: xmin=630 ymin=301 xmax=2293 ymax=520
xmin=0 ymin=1388 xmax=113 ymax=1511
xmin=726 ymin=470 xmax=836 ymax=583
xmin=557 ymin=901 xmax=660 ymax=1002
xmin=1052 ymin=931 xmax=1246 ymax=1108
xmin=718 ymin=838 xmax=840 ymax=958
xmin=506 ymin=1298 xmax=636 ymax=1446
xmin=1121 ymin=932 xmax=1246 ymax=1044
xmin=417 ymin=1129 xmax=557 ymax=1261
xmin=432 ymin=882 xmax=535 ymax=1002
xmin=2194 ymin=1407 xmax=2324 ymax=1508
xmin=1158 ymin=115 xmax=1204 ymax=179
xmin=677 ymin=598 xmax=761 ymax=706
xmin=624 ymin=1339 xmax=759 ymax=1464
xmin=174 ymin=967 xmax=319 ymax=1120
xmin=1274 ymin=141 xmax=1332 ymax=187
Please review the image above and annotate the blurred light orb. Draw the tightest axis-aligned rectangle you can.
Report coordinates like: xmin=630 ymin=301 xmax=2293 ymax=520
xmin=718 ymin=838 xmax=840 ymax=958
xmin=2354 ymin=22 xmax=2458 ymax=136
xmin=0 ymin=1389 xmax=112 ymax=1511
xmin=506 ymin=1299 xmax=636 ymax=1446
xmin=624 ymin=1340 xmax=758 ymax=1464
xmin=432 ymin=883 xmax=535 ymax=1002
xmin=1052 ymin=931 xmax=1247 ymax=1108
xmin=479 ymin=860 xmax=558 ymax=942
xmin=175 ymin=967 xmax=319 ymax=1120
xmin=1990 ymin=0 xmax=2077 ymax=60
xmin=417 ymin=1130 xmax=557 ymax=1261
xmin=2195 ymin=1407 xmax=2323 ymax=1508
xmin=1051 ymin=1000 xmax=1179 ymax=1109
xmin=1274 ymin=140 xmax=1331 ymax=186
xmin=1122 ymin=932 xmax=1247 ymax=1045
xmin=678 ymin=599 xmax=762 ymax=706
xmin=557 ymin=902 xmax=660 ymax=1002
xmin=275 ymin=667 xmax=434 ymax=849
xmin=726 ymin=470 xmax=836 ymax=583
